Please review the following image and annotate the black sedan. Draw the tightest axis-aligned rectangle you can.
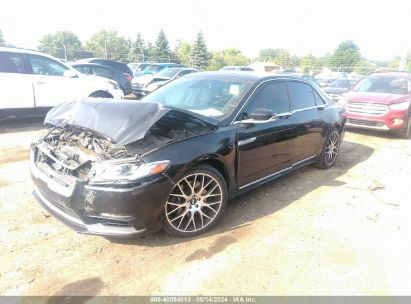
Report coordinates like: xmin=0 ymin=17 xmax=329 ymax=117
xmin=30 ymin=72 xmax=346 ymax=238
xmin=72 ymin=63 xmax=133 ymax=95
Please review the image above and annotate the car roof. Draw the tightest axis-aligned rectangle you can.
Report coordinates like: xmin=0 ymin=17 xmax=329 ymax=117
xmin=368 ymin=72 xmax=411 ymax=78
xmin=184 ymin=71 xmax=316 ymax=84
xmin=71 ymin=62 xmax=115 ymax=70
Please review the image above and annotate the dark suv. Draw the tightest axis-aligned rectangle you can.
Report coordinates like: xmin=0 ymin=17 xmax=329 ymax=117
xmin=76 ymin=58 xmax=133 ymax=77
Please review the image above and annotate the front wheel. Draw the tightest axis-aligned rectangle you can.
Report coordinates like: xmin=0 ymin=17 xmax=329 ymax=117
xmin=316 ymin=127 xmax=341 ymax=169
xmin=399 ymin=117 xmax=411 ymax=139
xmin=163 ymin=165 xmax=228 ymax=237
xmin=89 ymin=91 xmax=113 ymax=98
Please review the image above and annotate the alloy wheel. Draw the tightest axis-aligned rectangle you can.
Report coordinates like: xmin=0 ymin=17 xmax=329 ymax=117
xmin=165 ymin=173 xmax=223 ymax=233
xmin=324 ymin=130 xmax=340 ymax=165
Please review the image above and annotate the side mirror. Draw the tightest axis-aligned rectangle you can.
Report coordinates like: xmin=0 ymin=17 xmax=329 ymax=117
xmin=251 ymin=108 xmax=275 ymax=121
xmin=63 ymin=70 xmax=78 ymax=78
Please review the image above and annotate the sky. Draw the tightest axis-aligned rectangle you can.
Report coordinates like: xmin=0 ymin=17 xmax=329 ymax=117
xmin=0 ymin=0 xmax=410 ymax=61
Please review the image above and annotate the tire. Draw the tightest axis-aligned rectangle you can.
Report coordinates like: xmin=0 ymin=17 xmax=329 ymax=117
xmin=399 ymin=117 xmax=411 ymax=139
xmin=89 ymin=91 xmax=113 ymax=98
xmin=163 ymin=165 xmax=228 ymax=237
xmin=316 ymin=127 xmax=341 ymax=169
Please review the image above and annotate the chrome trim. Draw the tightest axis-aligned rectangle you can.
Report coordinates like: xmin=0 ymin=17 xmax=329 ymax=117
xmin=238 ymin=155 xmax=317 ymax=190
xmin=238 ymin=137 xmax=257 ymax=146
xmin=231 ymin=78 xmax=328 ymax=125
xmin=346 ymin=122 xmax=389 ymax=131
xmin=35 ymin=187 xmax=82 ymax=225
xmin=30 ymin=156 xmax=75 ymax=198
xmin=34 ymin=186 xmax=140 ymax=236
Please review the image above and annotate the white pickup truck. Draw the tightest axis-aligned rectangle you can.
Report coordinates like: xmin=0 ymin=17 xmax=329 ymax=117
xmin=0 ymin=47 xmax=124 ymax=119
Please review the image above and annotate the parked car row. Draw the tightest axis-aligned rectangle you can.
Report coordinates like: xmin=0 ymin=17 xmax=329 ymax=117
xmin=0 ymin=47 xmax=124 ymax=120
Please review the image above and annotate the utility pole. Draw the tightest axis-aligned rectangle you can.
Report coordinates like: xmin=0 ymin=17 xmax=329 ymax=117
xmin=399 ymin=50 xmax=406 ymax=71
xmin=63 ymin=44 xmax=67 ymax=62
xmin=104 ymin=38 xmax=108 ymax=59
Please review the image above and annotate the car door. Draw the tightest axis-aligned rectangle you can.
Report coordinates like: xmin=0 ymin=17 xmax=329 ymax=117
xmin=235 ymin=80 xmax=298 ymax=187
xmin=26 ymin=54 xmax=77 ymax=107
xmin=286 ymin=80 xmax=326 ymax=161
xmin=0 ymin=51 xmax=34 ymax=109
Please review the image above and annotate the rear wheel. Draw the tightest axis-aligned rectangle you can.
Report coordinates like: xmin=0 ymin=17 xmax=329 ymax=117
xmin=89 ymin=91 xmax=113 ymax=98
xmin=316 ymin=127 xmax=341 ymax=169
xmin=163 ymin=165 xmax=228 ymax=237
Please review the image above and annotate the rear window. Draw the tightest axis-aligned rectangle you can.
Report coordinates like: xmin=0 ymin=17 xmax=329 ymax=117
xmin=287 ymin=81 xmax=316 ymax=110
xmin=0 ymin=52 xmax=25 ymax=73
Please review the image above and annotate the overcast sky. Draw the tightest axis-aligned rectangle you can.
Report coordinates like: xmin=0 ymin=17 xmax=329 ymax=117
xmin=1 ymin=0 xmax=410 ymax=60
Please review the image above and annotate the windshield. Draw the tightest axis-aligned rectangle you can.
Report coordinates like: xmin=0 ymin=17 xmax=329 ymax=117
xmin=354 ymin=76 xmax=410 ymax=95
xmin=157 ymin=68 xmax=181 ymax=78
xmin=144 ymin=65 xmax=163 ymax=73
xmin=329 ymin=79 xmax=350 ymax=88
xmin=143 ymin=77 xmax=253 ymax=119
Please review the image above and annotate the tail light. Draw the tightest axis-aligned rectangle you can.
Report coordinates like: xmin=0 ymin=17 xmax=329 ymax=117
xmin=124 ymin=73 xmax=132 ymax=82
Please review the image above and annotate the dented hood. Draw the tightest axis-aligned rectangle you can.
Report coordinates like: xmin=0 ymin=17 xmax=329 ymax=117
xmin=44 ymin=99 xmax=172 ymax=146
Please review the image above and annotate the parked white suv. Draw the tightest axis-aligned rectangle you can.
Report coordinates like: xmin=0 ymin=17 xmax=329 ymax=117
xmin=0 ymin=47 xmax=124 ymax=119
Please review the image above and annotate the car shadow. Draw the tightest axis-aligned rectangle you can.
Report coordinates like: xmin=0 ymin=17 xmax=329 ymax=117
xmin=0 ymin=116 xmax=46 ymax=134
xmin=346 ymin=127 xmax=406 ymax=140
xmin=109 ymin=140 xmax=374 ymax=247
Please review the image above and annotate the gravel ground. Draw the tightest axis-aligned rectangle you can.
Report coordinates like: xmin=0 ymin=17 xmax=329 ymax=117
xmin=0 ymin=117 xmax=410 ymax=296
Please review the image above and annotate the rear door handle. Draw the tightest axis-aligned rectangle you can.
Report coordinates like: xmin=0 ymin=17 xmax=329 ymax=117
xmin=276 ymin=112 xmax=292 ymax=119
xmin=35 ymin=81 xmax=46 ymax=85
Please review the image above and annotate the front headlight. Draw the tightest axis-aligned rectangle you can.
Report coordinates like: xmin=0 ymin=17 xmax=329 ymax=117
xmin=389 ymin=101 xmax=410 ymax=111
xmin=90 ymin=160 xmax=170 ymax=184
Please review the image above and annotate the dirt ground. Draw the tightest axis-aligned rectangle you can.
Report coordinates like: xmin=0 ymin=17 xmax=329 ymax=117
xmin=0 ymin=117 xmax=411 ymax=296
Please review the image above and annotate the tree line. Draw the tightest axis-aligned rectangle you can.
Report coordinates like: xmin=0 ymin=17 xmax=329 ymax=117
xmin=0 ymin=29 xmax=410 ymax=73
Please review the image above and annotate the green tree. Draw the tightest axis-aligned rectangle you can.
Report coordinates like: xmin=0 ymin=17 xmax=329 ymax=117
xmin=299 ymin=54 xmax=321 ymax=74
xmin=328 ymin=40 xmax=361 ymax=72
xmin=353 ymin=59 xmax=376 ymax=75
xmin=175 ymin=40 xmax=192 ymax=66
xmin=38 ymin=31 xmax=83 ymax=61
xmin=208 ymin=48 xmax=249 ymax=70
xmin=85 ymin=30 xmax=130 ymax=61
xmin=128 ymin=33 xmax=146 ymax=62
xmin=189 ymin=32 xmax=209 ymax=70
xmin=152 ymin=30 xmax=171 ymax=62
xmin=258 ymin=48 xmax=278 ymax=62
xmin=0 ymin=30 xmax=5 ymax=46
xmin=258 ymin=48 xmax=293 ymax=68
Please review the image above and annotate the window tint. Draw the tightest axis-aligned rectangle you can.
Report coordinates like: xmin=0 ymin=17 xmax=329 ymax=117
xmin=92 ymin=66 xmax=113 ymax=77
xmin=287 ymin=81 xmax=316 ymax=110
xmin=28 ymin=54 xmax=68 ymax=76
xmin=0 ymin=52 xmax=25 ymax=73
xmin=75 ymin=66 xmax=90 ymax=74
xmin=242 ymin=81 xmax=290 ymax=118
xmin=313 ymin=89 xmax=325 ymax=105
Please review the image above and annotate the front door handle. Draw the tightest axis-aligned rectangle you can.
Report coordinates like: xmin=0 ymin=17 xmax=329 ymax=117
xmin=35 ymin=81 xmax=46 ymax=85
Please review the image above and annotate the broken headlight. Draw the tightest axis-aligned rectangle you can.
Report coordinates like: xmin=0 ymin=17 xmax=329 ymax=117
xmin=90 ymin=160 xmax=170 ymax=184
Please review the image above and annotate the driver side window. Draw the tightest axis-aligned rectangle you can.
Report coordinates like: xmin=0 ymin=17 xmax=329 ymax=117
xmin=241 ymin=81 xmax=290 ymax=119
xmin=27 ymin=54 xmax=68 ymax=76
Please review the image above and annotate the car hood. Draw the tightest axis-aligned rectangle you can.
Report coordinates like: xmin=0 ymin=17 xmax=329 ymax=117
xmin=44 ymin=99 xmax=216 ymax=147
xmin=346 ymin=92 xmax=409 ymax=104
xmin=323 ymin=87 xmax=350 ymax=94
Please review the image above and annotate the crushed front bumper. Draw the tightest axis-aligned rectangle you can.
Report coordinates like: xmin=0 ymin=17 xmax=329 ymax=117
xmin=30 ymin=150 xmax=174 ymax=238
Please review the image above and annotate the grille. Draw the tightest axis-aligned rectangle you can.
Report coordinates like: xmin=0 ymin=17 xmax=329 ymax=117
xmin=347 ymin=119 xmax=380 ymax=127
xmin=346 ymin=102 xmax=388 ymax=116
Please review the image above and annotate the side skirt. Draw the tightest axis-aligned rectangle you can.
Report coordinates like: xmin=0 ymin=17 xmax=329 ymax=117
xmin=230 ymin=156 xmax=318 ymax=199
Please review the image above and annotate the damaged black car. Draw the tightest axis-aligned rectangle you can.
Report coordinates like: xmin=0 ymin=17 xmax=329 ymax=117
xmin=30 ymin=72 xmax=346 ymax=238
